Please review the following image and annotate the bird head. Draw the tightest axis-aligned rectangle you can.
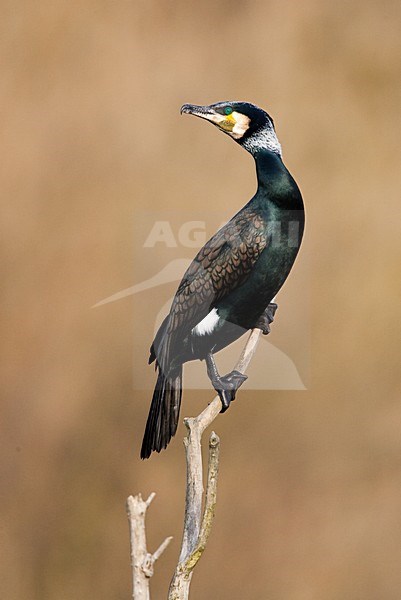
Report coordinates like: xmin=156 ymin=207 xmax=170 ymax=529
xmin=180 ymin=101 xmax=281 ymax=157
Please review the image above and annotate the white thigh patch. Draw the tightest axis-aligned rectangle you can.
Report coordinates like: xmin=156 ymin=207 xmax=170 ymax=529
xmin=192 ymin=308 xmax=220 ymax=336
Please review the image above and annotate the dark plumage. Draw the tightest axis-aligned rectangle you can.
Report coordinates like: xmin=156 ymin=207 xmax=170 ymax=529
xmin=141 ymin=101 xmax=304 ymax=459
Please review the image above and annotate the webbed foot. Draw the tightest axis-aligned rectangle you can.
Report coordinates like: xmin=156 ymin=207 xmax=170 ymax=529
xmin=216 ymin=370 xmax=248 ymax=412
xmin=206 ymin=353 xmax=248 ymax=412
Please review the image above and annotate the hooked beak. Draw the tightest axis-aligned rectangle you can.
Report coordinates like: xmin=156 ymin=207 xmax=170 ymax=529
xmin=180 ymin=103 xmax=217 ymax=119
xmin=180 ymin=102 xmax=234 ymax=134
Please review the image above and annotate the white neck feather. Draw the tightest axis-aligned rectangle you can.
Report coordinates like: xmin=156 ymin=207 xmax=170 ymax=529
xmin=242 ymin=126 xmax=282 ymax=157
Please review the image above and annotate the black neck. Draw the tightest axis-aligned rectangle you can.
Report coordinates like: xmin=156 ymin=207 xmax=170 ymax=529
xmin=254 ymin=150 xmax=303 ymax=210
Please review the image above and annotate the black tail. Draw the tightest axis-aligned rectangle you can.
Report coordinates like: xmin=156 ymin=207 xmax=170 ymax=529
xmin=140 ymin=365 xmax=182 ymax=459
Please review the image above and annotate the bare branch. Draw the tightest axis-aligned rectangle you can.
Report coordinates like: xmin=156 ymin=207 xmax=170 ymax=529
xmin=125 ymin=328 xmax=262 ymax=599
xmin=142 ymin=536 xmax=173 ymax=578
xmin=145 ymin=492 xmax=156 ymax=508
xmin=235 ymin=328 xmax=262 ymax=373
xmin=126 ymin=493 xmax=171 ymax=600
xmin=153 ymin=536 xmax=174 ymax=562
xmin=184 ymin=431 xmax=220 ymax=572
xmin=178 ymin=418 xmax=203 ymax=563
xmin=168 ymin=328 xmax=262 ymax=599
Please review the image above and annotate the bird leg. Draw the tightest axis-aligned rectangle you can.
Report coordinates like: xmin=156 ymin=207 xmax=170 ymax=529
xmin=206 ymin=353 xmax=248 ymax=413
xmin=252 ymin=302 xmax=278 ymax=335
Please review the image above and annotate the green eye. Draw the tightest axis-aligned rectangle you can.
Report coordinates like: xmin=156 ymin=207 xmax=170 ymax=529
xmin=224 ymin=106 xmax=233 ymax=115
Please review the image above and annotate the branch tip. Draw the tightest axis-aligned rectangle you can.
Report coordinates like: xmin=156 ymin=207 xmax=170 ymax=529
xmin=153 ymin=535 xmax=173 ymax=561
xmin=209 ymin=431 xmax=220 ymax=447
xmin=145 ymin=491 xmax=156 ymax=507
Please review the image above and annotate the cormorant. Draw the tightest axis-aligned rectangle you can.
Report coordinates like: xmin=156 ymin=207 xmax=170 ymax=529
xmin=141 ymin=101 xmax=304 ymax=459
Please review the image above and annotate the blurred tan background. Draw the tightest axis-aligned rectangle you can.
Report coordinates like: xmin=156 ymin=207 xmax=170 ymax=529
xmin=1 ymin=1 xmax=401 ymax=598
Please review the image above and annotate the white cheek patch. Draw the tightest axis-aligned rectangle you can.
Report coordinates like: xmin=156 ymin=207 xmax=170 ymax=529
xmin=230 ymin=111 xmax=251 ymax=139
xmin=206 ymin=114 xmax=226 ymax=126
xmin=201 ymin=112 xmax=250 ymax=140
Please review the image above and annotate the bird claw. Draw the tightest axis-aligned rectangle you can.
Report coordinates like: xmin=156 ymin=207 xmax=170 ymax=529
xmin=254 ymin=302 xmax=278 ymax=335
xmin=216 ymin=370 xmax=248 ymax=412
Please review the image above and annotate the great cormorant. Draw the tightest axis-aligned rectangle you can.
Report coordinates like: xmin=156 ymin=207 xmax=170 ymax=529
xmin=141 ymin=101 xmax=304 ymax=459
